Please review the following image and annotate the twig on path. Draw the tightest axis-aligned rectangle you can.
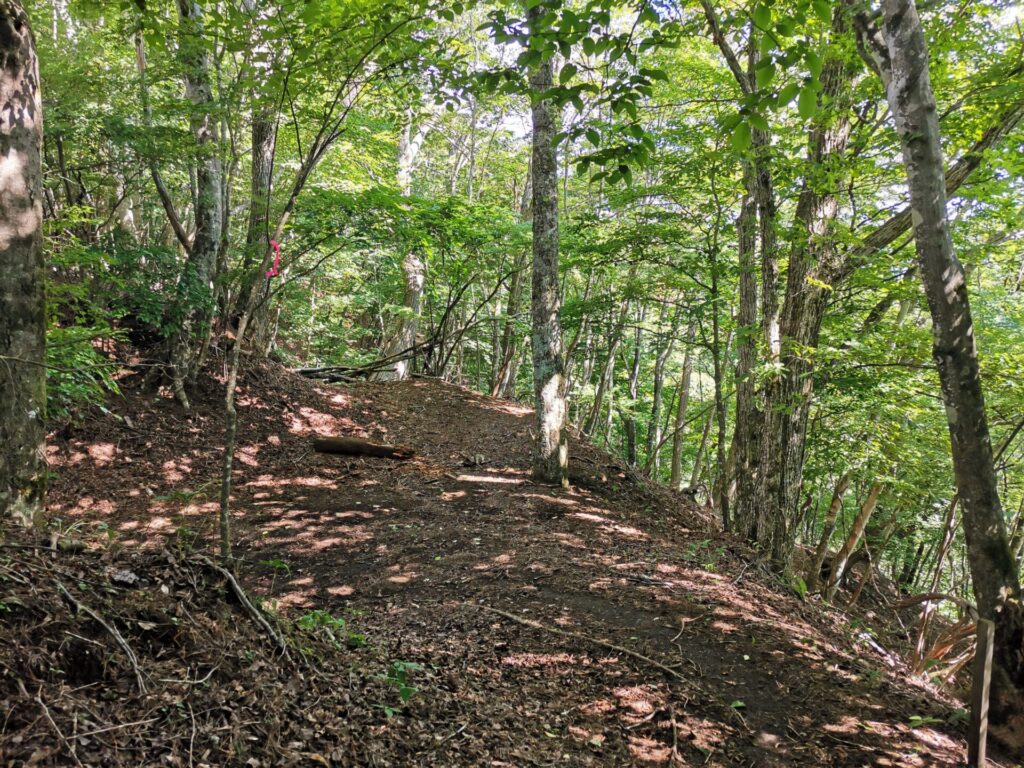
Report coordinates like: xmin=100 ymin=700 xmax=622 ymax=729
xmin=196 ymin=557 xmax=290 ymax=660
xmin=55 ymin=580 xmax=147 ymax=694
xmin=668 ymin=700 xmax=682 ymax=766
xmin=34 ymin=685 xmax=84 ymax=768
xmin=440 ymin=722 xmax=468 ymax=744
xmin=466 ymin=602 xmax=687 ymax=683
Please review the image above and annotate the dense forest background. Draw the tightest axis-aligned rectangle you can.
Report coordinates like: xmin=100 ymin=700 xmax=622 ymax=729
xmin=32 ymin=0 xmax=1024 ymax=599
xmin=3 ymin=0 xmax=1024 ymax=750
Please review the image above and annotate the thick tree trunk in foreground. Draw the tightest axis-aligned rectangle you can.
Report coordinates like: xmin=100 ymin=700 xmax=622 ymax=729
xmin=527 ymin=3 xmax=567 ymax=486
xmin=875 ymin=0 xmax=1024 ymax=749
xmin=0 ymin=1 xmax=45 ymax=528
xmin=169 ymin=0 xmax=223 ymax=406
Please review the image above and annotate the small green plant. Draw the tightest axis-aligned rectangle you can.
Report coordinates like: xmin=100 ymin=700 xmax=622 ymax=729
xmin=792 ymin=575 xmax=808 ymax=600
xmin=174 ymin=525 xmax=200 ymax=555
xmin=860 ymin=668 xmax=882 ymax=685
xmin=95 ymin=521 xmax=117 ymax=544
xmin=684 ymin=539 xmax=727 ymax=571
xmin=907 ymin=714 xmax=942 ymax=728
xmin=259 ymin=558 xmax=291 ymax=594
xmin=380 ymin=660 xmax=422 ymax=716
xmin=156 ymin=480 xmax=215 ymax=504
xmin=297 ymin=609 xmax=366 ymax=649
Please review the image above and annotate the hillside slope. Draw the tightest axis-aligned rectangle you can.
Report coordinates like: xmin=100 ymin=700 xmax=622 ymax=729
xmin=16 ymin=359 xmax=975 ymax=766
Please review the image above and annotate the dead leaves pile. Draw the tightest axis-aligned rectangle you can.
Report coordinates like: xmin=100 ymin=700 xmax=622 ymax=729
xmin=0 ymin=530 xmax=405 ymax=767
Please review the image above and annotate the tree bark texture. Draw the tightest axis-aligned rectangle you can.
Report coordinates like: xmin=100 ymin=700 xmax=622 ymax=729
xmin=528 ymin=2 xmax=567 ymax=486
xmin=0 ymin=0 xmax=45 ymax=528
xmin=875 ymin=0 xmax=1024 ymax=748
xmin=169 ymin=0 xmax=223 ymax=401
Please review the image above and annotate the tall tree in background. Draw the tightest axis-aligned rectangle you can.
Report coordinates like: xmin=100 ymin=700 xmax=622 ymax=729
xmin=855 ymin=0 xmax=1024 ymax=748
xmin=0 ymin=0 xmax=45 ymax=527
xmin=376 ymin=108 xmax=432 ymax=381
xmin=527 ymin=0 xmax=568 ymax=487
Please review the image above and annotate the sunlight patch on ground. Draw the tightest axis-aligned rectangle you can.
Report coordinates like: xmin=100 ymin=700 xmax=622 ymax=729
xmin=235 ymin=443 xmax=262 ymax=467
xmin=626 ymin=735 xmax=671 ymax=764
xmin=454 ymin=473 xmax=525 ymax=484
xmin=87 ymin=443 xmax=117 ymax=465
xmin=550 ymin=532 xmax=588 ymax=549
xmin=523 ymin=493 xmax=578 ymax=507
xmin=161 ymin=459 xmax=192 ymax=482
xmin=501 ymin=652 xmax=578 ymax=669
xmin=285 ymin=406 xmax=342 ymax=436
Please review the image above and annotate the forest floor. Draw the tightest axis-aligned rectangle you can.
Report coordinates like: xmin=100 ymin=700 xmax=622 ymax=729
xmin=3 ymin=358 xmax=986 ymax=766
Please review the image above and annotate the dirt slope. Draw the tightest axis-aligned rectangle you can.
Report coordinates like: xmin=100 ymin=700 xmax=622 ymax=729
xmin=31 ymin=360 xmax=974 ymax=766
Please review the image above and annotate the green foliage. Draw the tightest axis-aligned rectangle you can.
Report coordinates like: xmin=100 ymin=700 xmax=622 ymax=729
xmin=380 ymin=660 xmax=422 ymax=715
xmin=297 ymin=609 xmax=367 ymax=650
xmin=26 ymin=0 xmax=1024 ymax=625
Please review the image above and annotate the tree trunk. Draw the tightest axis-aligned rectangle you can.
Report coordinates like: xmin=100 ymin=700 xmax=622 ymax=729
xmin=233 ymin=102 xmax=276 ymax=322
xmin=0 ymin=1 xmax=45 ymax=528
xmin=624 ymin=309 xmax=645 ymax=465
xmin=824 ymin=483 xmax=882 ymax=601
xmin=750 ymin=7 xmax=857 ymax=571
xmin=376 ymin=112 xmax=431 ymax=382
xmin=731 ymin=163 xmax=761 ymax=538
xmin=584 ymin=299 xmax=629 ymax=436
xmin=527 ymin=2 xmax=567 ymax=487
xmin=168 ymin=0 xmax=223 ymax=406
xmin=709 ymin=243 xmax=730 ymax=531
xmin=872 ymin=0 xmax=1024 ymax=747
xmin=645 ymin=324 xmax=676 ymax=477
xmin=689 ymin=406 xmax=714 ymax=490
xmin=806 ymin=472 xmax=851 ymax=592
xmin=670 ymin=326 xmax=696 ymax=489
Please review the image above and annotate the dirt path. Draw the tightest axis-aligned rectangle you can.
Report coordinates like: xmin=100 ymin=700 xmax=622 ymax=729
xmin=47 ymin=365 xmax=970 ymax=766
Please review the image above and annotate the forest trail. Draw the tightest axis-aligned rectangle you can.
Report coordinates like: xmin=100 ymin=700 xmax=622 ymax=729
xmin=42 ymin=360 xmax=971 ymax=767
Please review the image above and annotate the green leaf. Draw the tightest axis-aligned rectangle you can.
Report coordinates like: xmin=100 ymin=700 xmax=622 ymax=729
xmin=560 ymin=63 xmax=577 ymax=84
xmin=778 ymin=81 xmax=801 ymax=106
xmin=806 ymin=50 xmax=823 ymax=78
xmin=752 ymin=4 xmax=771 ymax=27
xmin=755 ymin=62 xmax=776 ymax=89
xmin=798 ymin=86 xmax=818 ymax=119
xmin=812 ymin=0 xmax=832 ymax=23
xmin=732 ymin=120 xmax=752 ymax=152
xmin=748 ymin=112 xmax=769 ymax=131
xmin=586 ymin=129 xmax=601 ymax=147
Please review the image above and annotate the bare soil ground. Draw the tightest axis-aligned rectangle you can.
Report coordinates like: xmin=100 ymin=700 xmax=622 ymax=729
xmin=3 ymin=358 xmax=979 ymax=766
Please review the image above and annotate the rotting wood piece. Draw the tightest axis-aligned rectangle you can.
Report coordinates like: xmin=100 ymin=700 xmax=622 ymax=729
xmin=312 ymin=437 xmax=414 ymax=460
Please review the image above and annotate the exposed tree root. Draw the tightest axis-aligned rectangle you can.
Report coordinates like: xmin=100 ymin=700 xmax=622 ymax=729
xmin=55 ymin=579 xmax=147 ymax=694
xmin=197 ymin=557 xmax=290 ymax=660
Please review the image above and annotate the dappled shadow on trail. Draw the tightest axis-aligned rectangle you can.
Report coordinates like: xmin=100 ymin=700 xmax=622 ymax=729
xmin=47 ymin=362 xmax=969 ymax=766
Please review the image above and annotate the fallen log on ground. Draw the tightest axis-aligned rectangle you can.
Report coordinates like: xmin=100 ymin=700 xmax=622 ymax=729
xmin=312 ymin=437 xmax=414 ymax=460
